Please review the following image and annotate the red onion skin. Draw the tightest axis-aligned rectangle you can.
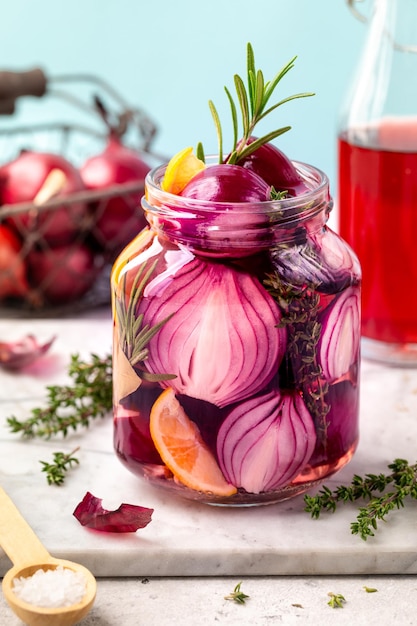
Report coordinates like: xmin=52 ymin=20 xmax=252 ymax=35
xmin=217 ymin=389 xmax=317 ymax=493
xmin=180 ymin=163 xmax=271 ymax=202
xmin=81 ymin=137 xmax=150 ymax=249
xmin=238 ymin=138 xmax=309 ymax=196
xmin=0 ymin=224 xmax=28 ymax=298
xmin=0 ymin=334 xmax=55 ymax=371
xmin=26 ymin=242 xmax=98 ymax=305
xmin=138 ymin=255 xmax=286 ymax=408
xmin=0 ymin=150 xmax=87 ymax=245
xmin=73 ymin=491 xmax=153 ymax=533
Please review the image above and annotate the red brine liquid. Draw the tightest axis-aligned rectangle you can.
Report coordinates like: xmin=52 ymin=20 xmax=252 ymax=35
xmin=338 ymin=121 xmax=417 ymax=345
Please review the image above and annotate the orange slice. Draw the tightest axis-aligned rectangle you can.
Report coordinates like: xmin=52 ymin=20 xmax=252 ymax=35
xmin=161 ymin=147 xmax=205 ymax=194
xmin=150 ymin=388 xmax=237 ymax=496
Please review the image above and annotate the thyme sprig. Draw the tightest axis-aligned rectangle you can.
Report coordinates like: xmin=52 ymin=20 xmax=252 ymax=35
xmin=304 ymin=458 xmax=417 ymax=540
xmin=264 ymin=270 xmax=329 ymax=442
xmin=327 ymin=592 xmax=346 ymax=609
xmin=205 ymin=43 xmax=314 ymax=164
xmin=6 ymin=353 xmax=112 ymax=439
xmin=40 ymin=447 xmax=80 ymax=485
xmin=224 ymin=582 xmax=250 ymax=605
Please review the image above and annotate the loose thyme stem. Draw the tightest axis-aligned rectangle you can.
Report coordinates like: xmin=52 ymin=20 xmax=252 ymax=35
xmin=40 ymin=446 xmax=80 ymax=486
xmin=224 ymin=582 xmax=250 ymax=605
xmin=264 ymin=271 xmax=330 ymax=444
xmin=304 ymin=459 xmax=417 ymax=540
xmin=327 ymin=593 xmax=346 ymax=609
xmin=6 ymin=353 xmax=113 ymax=438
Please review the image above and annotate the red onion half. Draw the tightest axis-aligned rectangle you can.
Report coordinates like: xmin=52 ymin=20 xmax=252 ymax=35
xmin=217 ymin=389 xmax=316 ymax=493
xmin=138 ymin=256 xmax=286 ymax=407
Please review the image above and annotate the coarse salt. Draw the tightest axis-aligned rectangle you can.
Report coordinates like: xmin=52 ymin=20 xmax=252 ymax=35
xmin=12 ymin=565 xmax=86 ymax=608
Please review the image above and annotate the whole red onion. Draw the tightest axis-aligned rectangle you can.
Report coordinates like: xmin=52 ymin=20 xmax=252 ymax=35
xmin=238 ymin=138 xmax=309 ymax=196
xmin=80 ymin=137 xmax=150 ymax=252
xmin=0 ymin=150 xmax=87 ymax=245
xmin=180 ymin=163 xmax=270 ymax=202
xmin=27 ymin=242 xmax=99 ymax=305
xmin=0 ymin=224 xmax=28 ymax=298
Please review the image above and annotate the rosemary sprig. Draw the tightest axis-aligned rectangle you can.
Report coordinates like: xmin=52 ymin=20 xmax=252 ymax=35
xmin=264 ymin=270 xmax=329 ymax=443
xmin=224 ymin=582 xmax=250 ymax=605
xmin=115 ymin=260 xmax=175 ymax=383
xmin=304 ymin=458 xmax=417 ymax=540
xmin=40 ymin=447 xmax=80 ymax=485
xmin=6 ymin=353 xmax=112 ymax=439
xmin=205 ymin=42 xmax=314 ymax=164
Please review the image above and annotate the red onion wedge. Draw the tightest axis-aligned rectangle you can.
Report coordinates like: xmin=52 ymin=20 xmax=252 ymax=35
xmin=318 ymin=285 xmax=361 ymax=382
xmin=138 ymin=256 xmax=286 ymax=407
xmin=73 ymin=492 xmax=153 ymax=533
xmin=217 ymin=389 xmax=316 ymax=494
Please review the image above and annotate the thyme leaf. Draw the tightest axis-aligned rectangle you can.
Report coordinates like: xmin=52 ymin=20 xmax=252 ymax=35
xmin=224 ymin=581 xmax=250 ymax=605
xmin=6 ymin=353 xmax=112 ymax=439
xmin=327 ymin=592 xmax=346 ymax=608
xmin=40 ymin=447 xmax=80 ymax=486
xmin=264 ymin=270 xmax=329 ymax=443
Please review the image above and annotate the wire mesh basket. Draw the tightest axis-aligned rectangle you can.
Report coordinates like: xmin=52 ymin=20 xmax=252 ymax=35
xmin=0 ymin=69 xmax=163 ymax=317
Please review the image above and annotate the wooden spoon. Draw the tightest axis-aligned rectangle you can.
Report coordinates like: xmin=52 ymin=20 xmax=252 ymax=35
xmin=0 ymin=486 xmax=96 ymax=626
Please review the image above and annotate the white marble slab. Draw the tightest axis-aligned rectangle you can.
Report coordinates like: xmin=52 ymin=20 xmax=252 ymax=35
xmin=1 ymin=313 xmax=417 ymax=577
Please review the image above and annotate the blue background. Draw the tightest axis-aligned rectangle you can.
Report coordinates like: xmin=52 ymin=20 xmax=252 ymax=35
xmin=0 ymin=0 xmax=368 ymax=201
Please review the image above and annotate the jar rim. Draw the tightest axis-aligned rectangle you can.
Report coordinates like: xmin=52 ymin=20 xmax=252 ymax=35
xmin=144 ymin=158 xmax=330 ymax=218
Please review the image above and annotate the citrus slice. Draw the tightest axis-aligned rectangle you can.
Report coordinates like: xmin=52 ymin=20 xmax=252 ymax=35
xmin=161 ymin=147 xmax=205 ymax=194
xmin=150 ymin=388 xmax=237 ymax=496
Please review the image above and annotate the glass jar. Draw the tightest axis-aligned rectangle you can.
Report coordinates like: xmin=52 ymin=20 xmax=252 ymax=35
xmin=339 ymin=0 xmax=417 ymax=365
xmin=111 ymin=159 xmax=361 ymax=506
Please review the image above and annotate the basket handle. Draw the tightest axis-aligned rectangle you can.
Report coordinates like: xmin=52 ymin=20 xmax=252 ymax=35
xmin=0 ymin=68 xmax=47 ymax=112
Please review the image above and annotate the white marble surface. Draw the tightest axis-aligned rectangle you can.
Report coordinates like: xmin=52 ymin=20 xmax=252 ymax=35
xmin=1 ymin=311 xmax=417 ymax=577
xmin=1 ymin=309 xmax=417 ymax=623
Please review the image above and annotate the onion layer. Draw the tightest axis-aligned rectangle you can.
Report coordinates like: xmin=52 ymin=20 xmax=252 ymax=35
xmin=217 ymin=389 xmax=316 ymax=493
xmin=138 ymin=257 xmax=286 ymax=407
xmin=318 ymin=285 xmax=361 ymax=382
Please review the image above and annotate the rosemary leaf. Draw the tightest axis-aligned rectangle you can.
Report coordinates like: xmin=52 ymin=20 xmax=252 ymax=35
xmin=234 ymin=74 xmax=250 ymax=139
xmin=224 ymin=86 xmax=238 ymax=153
xmin=209 ymin=99 xmax=223 ymax=163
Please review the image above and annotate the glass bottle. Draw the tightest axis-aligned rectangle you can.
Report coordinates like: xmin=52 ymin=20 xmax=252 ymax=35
xmin=338 ymin=0 xmax=417 ymax=365
xmin=111 ymin=158 xmax=361 ymax=506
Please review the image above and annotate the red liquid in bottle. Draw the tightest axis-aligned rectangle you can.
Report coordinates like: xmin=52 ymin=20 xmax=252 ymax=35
xmin=338 ymin=125 xmax=417 ymax=345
